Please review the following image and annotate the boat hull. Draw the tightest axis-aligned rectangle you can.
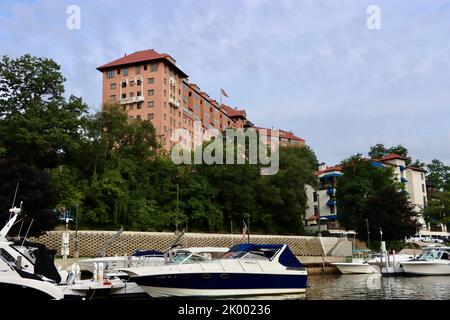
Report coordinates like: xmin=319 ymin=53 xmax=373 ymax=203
xmin=332 ymin=263 xmax=379 ymax=274
xmin=132 ymin=272 xmax=307 ymax=298
xmin=401 ymin=261 xmax=450 ymax=276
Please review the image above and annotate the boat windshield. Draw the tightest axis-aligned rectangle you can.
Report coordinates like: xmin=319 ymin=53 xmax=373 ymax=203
xmin=417 ymin=249 xmax=443 ymax=261
xmin=170 ymin=252 xmax=208 ymax=264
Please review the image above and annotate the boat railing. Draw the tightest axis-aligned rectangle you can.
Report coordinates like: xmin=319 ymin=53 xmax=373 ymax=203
xmin=256 ymin=261 xmax=264 ymax=271
xmin=217 ymin=260 xmax=226 ymax=272
xmin=237 ymin=260 xmax=246 ymax=271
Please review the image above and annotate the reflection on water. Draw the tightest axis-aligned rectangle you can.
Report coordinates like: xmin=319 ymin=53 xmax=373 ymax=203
xmin=221 ymin=274 xmax=450 ymax=300
xmin=305 ymin=274 xmax=450 ymax=300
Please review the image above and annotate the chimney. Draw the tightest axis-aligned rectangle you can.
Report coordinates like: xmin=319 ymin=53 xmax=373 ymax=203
xmin=124 ymin=53 xmax=127 ymax=56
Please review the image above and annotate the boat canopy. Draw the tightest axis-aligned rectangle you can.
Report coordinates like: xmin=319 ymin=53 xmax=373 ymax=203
xmin=225 ymin=244 xmax=304 ymax=269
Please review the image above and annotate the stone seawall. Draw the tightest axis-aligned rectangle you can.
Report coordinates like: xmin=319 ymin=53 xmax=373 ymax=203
xmin=31 ymin=230 xmax=364 ymax=258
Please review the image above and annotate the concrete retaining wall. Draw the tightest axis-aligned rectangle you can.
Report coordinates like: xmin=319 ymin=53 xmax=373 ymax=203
xmin=31 ymin=230 xmax=360 ymax=259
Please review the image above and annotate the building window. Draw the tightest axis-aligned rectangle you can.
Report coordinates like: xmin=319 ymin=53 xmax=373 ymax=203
xmin=130 ymin=92 xmax=134 ymax=98
xmin=422 ymin=184 xmax=425 ymax=193
xmin=107 ymin=70 xmax=114 ymax=79
xmin=137 ymin=91 xmax=142 ymax=97
xmin=164 ymin=78 xmax=167 ymax=85
xmin=164 ymin=90 xmax=167 ymax=96
xmin=136 ymin=115 xmax=141 ymax=120
xmin=121 ymin=93 xmax=126 ymax=99
xmin=314 ymin=206 xmax=318 ymax=216
xmin=330 ymin=205 xmax=335 ymax=214
xmin=164 ymin=102 xmax=167 ymax=108
xmin=423 ymin=196 xmax=427 ymax=206
xmin=123 ymin=68 xmax=128 ymax=76
xmin=148 ymin=101 xmax=154 ymax=108
xmin=129 ymin=104 xmax=134 ymax=110
xmin=137 ymin=102 xmax=142 ymax=109
xmin=109 ymin=95 xmax=116 ymax=101
xmin=150 ymin=63 xmax=158 ymax=72
xmin=164 ymin=114 xmax=166 ymax=120
xmin=121 ymin=81 xmax=127 ymax=88
xmin=148 ymin=89 xmax=154 ymax=96
xmin=110 ymin=83 xmax=116 ymax=90
xmin=421 ymin=173 xmax=424 ymax=180
xmin=135 ymin=66 xmax=141 ymax=74
xmin=147 ymin=113 xmax=154 ymax=120
xmin=144 ymin=65 xmax=147 ymax=71
xmin=148 ymin=77 xmax=154 ymax=84
xmin=129 ymin=80 xmax=134 ymax=87
xmin=137 ymin=79 xmax=142 ymax=86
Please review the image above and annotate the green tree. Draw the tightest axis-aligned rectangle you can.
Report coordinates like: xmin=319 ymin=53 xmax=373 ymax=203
xmin=357 ymin=186 xmax=418 ymax=242
xmin=424 ymin=191 xmax=450 ymax=229
xmin=426 ymin=159 xmax=450 ymax=192
xmin=0 ymin=158 xmax=58 ymax=237
xmin=368 ymin=144 xmax=423 ymax=168
xmin=336 ymin=155 xmax=401 ymax=231
xmin=0 ymin=54 xmax=88 ymax=169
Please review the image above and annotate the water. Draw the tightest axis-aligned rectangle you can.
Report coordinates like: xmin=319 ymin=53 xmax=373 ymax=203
xmin=304 ymin=274 xmax=450 ymax=300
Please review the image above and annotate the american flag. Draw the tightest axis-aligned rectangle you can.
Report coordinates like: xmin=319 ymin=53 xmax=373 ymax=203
xmin=220 ymin=88 xmax=229 ymax=98
xmin=242 ymin=221 xmax=248 ymax=239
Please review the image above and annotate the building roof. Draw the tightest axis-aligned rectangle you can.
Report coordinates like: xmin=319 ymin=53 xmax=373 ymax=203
xmin=220 ymin=104 xmax=247 ymax=118
xmin=254 ymin=127 xmax=305 ymax=142
xmin=380 ymin=153 xmax=408 ymax=161
xmin=406 ymin=165 xmax=427 ymax=173
xmin=315 ymin=166 xmax=343 ymax=176
xmin=97 ymin=49 xmax=188 ymax=78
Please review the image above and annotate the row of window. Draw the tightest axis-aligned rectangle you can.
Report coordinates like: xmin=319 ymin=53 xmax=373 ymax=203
xmin=129 ymin=113 xmax=154 ymax=120
xmin=106 ymin=64 xmax=158 ymax=79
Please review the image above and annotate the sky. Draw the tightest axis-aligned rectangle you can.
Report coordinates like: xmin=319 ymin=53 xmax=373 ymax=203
xmin=1 ymin=0 xmax=449 ymax=166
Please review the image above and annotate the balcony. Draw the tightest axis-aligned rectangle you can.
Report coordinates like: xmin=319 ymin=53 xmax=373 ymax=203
xmin=169 ymin=98 xmax=180 ymax=108
xmin=120 ymin=96 xmax=144 ymax=104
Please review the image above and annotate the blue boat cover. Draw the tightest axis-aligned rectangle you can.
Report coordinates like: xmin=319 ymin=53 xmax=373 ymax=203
xmin=227 ymin=244 xmax=304 ymax=269
xmin=132 ymin=249 xmax=165 ymax=257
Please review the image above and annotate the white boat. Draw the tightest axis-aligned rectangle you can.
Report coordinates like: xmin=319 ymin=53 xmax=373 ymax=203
xmin=119 ymin=243 xmax=308 ymax=298
xmin=400 ymin=247 xmax=450 ymax=276
xmin=332 ymin=258 xmax=379 ymax=274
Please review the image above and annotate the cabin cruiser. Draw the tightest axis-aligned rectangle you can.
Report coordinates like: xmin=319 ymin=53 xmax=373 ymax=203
xmin=400 ymin=247 xmax=450 ymax=276
xmin=119 ymin=243 xmax=308 ymax=298
xmin=366 ymin=250 xmax=416 ymax=274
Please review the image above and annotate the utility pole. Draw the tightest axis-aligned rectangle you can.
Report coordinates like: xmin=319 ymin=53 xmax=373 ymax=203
xmin=365 ymin=218 xmax=371 ymax=250
xmin=247 ymin=213 xmax=250 ymax=243
xmin=74 ymin=204 xmax=79 ymax=258
xmin=317 ymin=190 xmax=321 ymax=236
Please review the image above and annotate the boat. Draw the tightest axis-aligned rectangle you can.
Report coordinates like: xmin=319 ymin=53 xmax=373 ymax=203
xmin=366 ymin=250 xmax=416 ymax=274
xmin=332 ymin=249 xmax=379 ymax=274
xmin=400 ymin=246 xmax=450 ymax=276
xmin=0 ymin=205 xmax=145 ymax=300
xmin=119 ymin=243 xmax=308 ymax=298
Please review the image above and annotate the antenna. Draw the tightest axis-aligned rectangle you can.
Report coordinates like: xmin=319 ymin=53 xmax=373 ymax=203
xmin=9 ymin=182 xmax=20 ymax=220
xmin=21 ymin=217 xmax=34 ymax=248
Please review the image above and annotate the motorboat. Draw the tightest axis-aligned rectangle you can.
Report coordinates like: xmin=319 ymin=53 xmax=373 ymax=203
xmin=119 ymin=243 xmax=308 ymax=298
xmin=332 ymin=249 xmax=379 ymax=274
xmin=0 ymin=205 xmax=145 ymax=300
xmin=332 ymin=259 xmax=379 ymax=274
xmin=366 ymin=251 xmax=416 ymax=274
xmin=400 ymin=247 xmax=450 ymax=276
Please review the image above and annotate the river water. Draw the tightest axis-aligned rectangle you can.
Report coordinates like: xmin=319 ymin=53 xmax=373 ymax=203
xmin=305 ymin=274 xmax=450 ymax=300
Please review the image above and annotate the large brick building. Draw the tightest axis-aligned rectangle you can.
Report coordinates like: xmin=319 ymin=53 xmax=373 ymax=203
xmin=97 ymin=49 xmax=304 ymax=150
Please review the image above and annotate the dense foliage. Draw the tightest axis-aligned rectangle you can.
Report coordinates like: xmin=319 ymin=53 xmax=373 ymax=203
xmin=336 ymin=155 xmax=418 ymax=241
xmin=0 ymin=54 xmax=318 ymax=235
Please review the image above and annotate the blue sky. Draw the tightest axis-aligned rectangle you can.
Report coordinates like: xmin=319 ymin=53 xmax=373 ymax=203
xmin=1 ymin=0 xmax=450 ymax=166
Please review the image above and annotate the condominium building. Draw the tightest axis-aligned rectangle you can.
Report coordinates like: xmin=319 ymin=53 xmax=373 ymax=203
xmin=305 ymin=154 xmax=429 ymax=232
xmin=97 ymin=49 xmax=304 ymax=150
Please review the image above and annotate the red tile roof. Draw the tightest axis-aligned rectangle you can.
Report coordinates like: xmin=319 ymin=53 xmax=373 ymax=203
xmin=315 ymin=166 xmax=343 ymax=176
xmin=220 ymin=104 xmax=247 ymax=118
xmin=97 ymin=49 xmax=188 ymax=77
xmin=380 ymin=153 xmax=407 ymax=161
xmin=254 ymin=127 xmax=305 ymax=142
